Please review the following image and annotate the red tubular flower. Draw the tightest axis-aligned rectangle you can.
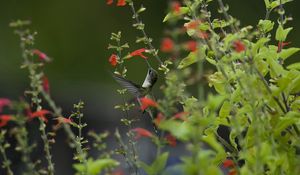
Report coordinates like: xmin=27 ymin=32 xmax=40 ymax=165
xmin=111 ymin=169 xmax=124 ymax=175
xmin=129 ymin=48 xmax=148 ymax=59
xmin=184 ymin=20 xmax=201 ymax=30
xmin=42 ymin=76 xmax=50 ymax=93
xmin=165 ymin=134 xmax=177 ymax=147
xmin=28 ymin=109 xmax=50 ymax=122
xmin=58 ymin=116 xmax=72 ymax=125
xmin=0 ymin=115 xmax=13 ymax=127
xmin=233 ymin=40 xmax=246 ymax=53
xmin=228 ymin=169 xmax=237 ymax=175
xmin=106 ymin=0 xmax=113 ymax=5
xmin=131 ymin=128 xmax=153 ymax=139
xmin=171 ymin=1 xmax=181 ymax=14
xmin=172 ymin=111 xmax=189 ymax=121
xmin=0 ymin=98 xmax=11 ymax=113
xmin=154 ymin=113 xmax=165 ymax=126
xmin=117 ymin=0 xmax=126 ymax=6
xmin=140 ymin=97 xmax=158 ymax=111
xmin=198 ymin=31 xmax=209 ymax=39
xmin=184 ymin=41 xmax=197 ymax=52
xmin=277 ymin=41 xmax=291 ymax=52
xmin=161 ymin=38 xmax=174 ymax=52
xmin=109 ymin=54 xmax=118 ymax=67
xmin=33 ymin=49 xmax=51 ymax=62
xmin=60 ymin=117 xmax=73 ymax=124
xmin=223 ymin=159 xmax=235 ymax=168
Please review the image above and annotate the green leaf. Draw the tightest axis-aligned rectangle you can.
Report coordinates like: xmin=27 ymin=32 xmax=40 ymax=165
xmin=178 ymin=47 xmax=206 ymax=69
xmin=219 ymin=100 xmax=231 ymax=118
xmin=275 ymin=25 xmax=293 ymax=41
xmin=163 ymin=7 xmax=189 ymax=22
xmin=229 ymin=130 xmax=238 ymax=150
xmin=140 ymin=152 xmax=169 ymax=175
xmin=159 ymin=120 xmax=193 ymax=141
xmin=274 ymin=111 xmax=300 ymax=136
xmin=73 ymin=158 xmax=119 ymax=175
xmin=279 ymin=47 xmax=300 ymax=60
xmin=258 ymin=20 xmax=274 ymax=33
xmin=287 ymin=63 xmax=300 ymax=70
xmin=251 ymin=37 xmax=270 ymax=55
xmin=202 ymin=134 xmax=223 ymax=153
xmin=270 ymin=0 xmax=293 ymax=10
xmin=264 ymin=0 xmax=270 ymax=8
xmin=212 ymin=19 xmax=231 ymax=29
xmin=289 ymin=73 xmax=300 ymax=94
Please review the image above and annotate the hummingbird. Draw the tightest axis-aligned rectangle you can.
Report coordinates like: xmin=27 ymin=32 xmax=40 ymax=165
xmin=113 ymin=68 xmax=158 ymax=97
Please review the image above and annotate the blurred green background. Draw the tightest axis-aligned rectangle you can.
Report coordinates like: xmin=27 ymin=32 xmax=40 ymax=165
xmin=0 ymin=0 xmax=300 ymax=174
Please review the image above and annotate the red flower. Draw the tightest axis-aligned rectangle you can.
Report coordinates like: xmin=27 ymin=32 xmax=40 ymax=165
xmin=184 ymin=41 xmax=197 ymax=52
xmin=0 ymin=115 xmax=13 ymax=127
xmin=154 ymin=113 xmax=165 ymax=126
xmin=228 ymin=169 xmax=237 ymax=175
xmin=233 ymin=40 xmax=246 ymax=53
xmin=131 ymin=128 xmax=153 ymax=139
xmin=161 ymin=38 xmax=174 ymax=52
xmin=60 ymin=117 xmax=73 ymax=124
xmin=33 ymin=49 xmax=51 ymax=62
xmin=184 ymin=20 xmax=200 ymax=30
xmin=117 ymin=0 xmax=126 ymax=6
xmin=198 ymin=31 xmax=209 ymax=39
xmin=109 ymin=54 xmax=118 ymax=67
xmin=223 ymin=159 xmax=235 ymax=168
xmin=172 ymin=111 xmax=189 ymax=121
xmin=42 ymin=76 xmax=50 ymax=93
xmin=106 ymin=0 xmax=113 ymax=5
xmin=171 ymin=1 xmax=181 ymax=14
xmin=0 ymin=98 xmax=11 ymax=113
xmin=277 ymin=41 xmax=291 ymax=52
xmin=111 ymin=169 xmax=124 ymax=175
xmin=139 ymin=97 xmax=158 ymax=111
xmin=129 ymin=48 xmax=148 ymax=59
xmin=165 ymin=134 xmax=177 ymax=147
xmin=58 ymin=116 xmax=73 ymax=124
xmin=28 ymin=109 xmax=51 ymax=122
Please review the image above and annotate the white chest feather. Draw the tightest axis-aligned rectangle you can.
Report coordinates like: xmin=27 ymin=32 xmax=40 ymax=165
xmin=142 ymin=74 xmax=152 ymax=88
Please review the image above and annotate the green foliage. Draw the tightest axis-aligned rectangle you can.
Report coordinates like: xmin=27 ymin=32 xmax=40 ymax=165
xmin=73 ymin=158 xmax=119 ymax=175
xmin=140 ymin=152 xmax=169 ymax=175
xmin=2 ymin=0 xmax=300 ymax=175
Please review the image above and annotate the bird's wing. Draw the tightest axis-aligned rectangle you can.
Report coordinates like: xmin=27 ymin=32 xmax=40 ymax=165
xmin=112 ymin=74 xmax=142 ymax=97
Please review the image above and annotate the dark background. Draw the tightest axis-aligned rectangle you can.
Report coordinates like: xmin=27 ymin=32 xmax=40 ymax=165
xmin=0 ymin=0 xmax=300 ymax=174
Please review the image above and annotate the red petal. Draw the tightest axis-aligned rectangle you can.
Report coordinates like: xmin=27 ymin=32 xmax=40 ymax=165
xmin=229 ymin=169 xmax=237 ymax=175
xmin=277 ymin=41 xmax=291 ymax=52
xmin=139 ymin=97 xmax=157 ymax=111
xmin=129 ymin=48 xmax=148 ymax=59
xmin=0 ymin=115 xmax=13 ymax=127
xmin=171 ymin=1 xmax=181 ymax=14
xmin=0 ymin=98 xmax=11 ymax=113
xmin=106 ymin=0 xmax=113 ymax=5
xmin=42 ymin=76 xmax=50 ymax=93
xmin=184 ymin=41 xmax=197 ymax=52
xmin=172 ymin=112 xmax=189 ymax=121
xmin=29 ymin=109 xmax=51 ymax=122
xmin=233 ymin=41 xmax=245 ymax=53
xmin=131 ymin=128 xmax=153 ymax=139
xmin=165 ymin=134 xmax=177 ymax=147
xmin=223 ymin=159 xmax=235 ymax=168
xmin=117 ymin=0 xmax=126 ymax=6
xmin=33 ymin=49 xmax=51 ymax=62
xmin=109 ymin=54 xmax=118 ymax=67
xmin=160 ymin=38 xmax=174 ymax=52
xmin=154 ymin=113 xmax=165 ymax=126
